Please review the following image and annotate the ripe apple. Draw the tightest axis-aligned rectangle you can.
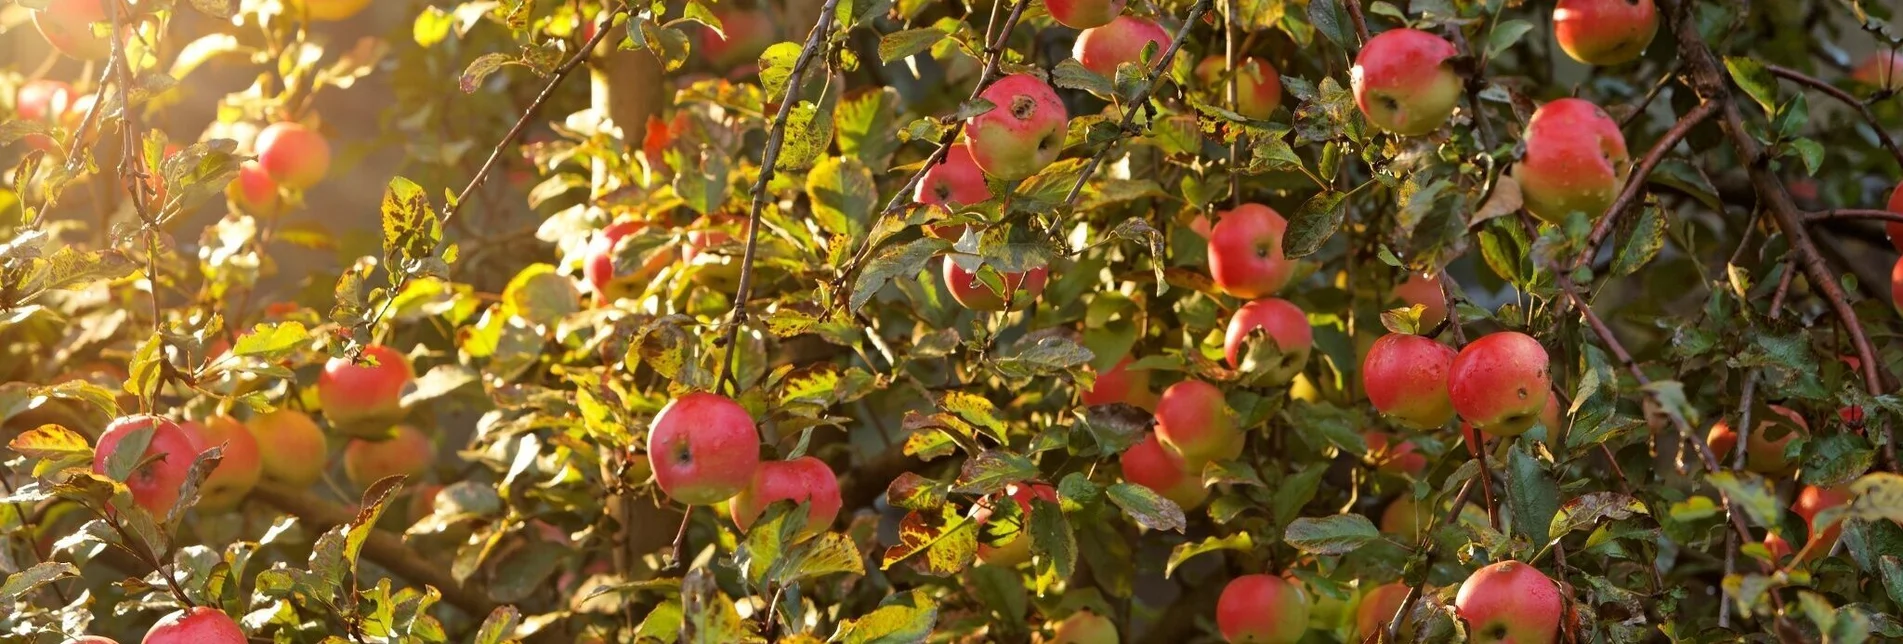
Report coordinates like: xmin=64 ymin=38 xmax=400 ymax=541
xmin=1391 ymin=271 xmax=1449 ymax=329
xmin=1764 ymin=530 xmax=1793 ymax=562
xmin=1120 ymin=433 xmax=1208 ymax=510
xmin=1513 ymin=98 xmax=1629 ymax=224
xmin=682 ymin=215 xmax=749 ymax=290
xmin=1794 ymin=485 xmax=1851 ymax=553
xmin=1082 ymin=356 xmax=1156 ymax=409
xmin=1553 ymin=0 xmax=1660 ymax=65
xmin=144 ymin=606 xmax=246 ymax=644
xmin=1704 ymin=404 xmax=1808 ymax=475
xmin=255 ymin=121 xmax=333 ymax=190
xmin=246 ymin=410 xmax=329 ymax=488
xmin=1366 ymin=431 xmax=1426 ymax=476
xmin=1217 ymin=574 xmax=1310 ymax=644
xmin=647 ymin=392 xmax=761 ymax=505
xmin=1223 ymin=298 xmax=1313 ymax=385
xmin=1448 ymin=332 xmax=1552 ymax=437
xmin=698 ymin=7 xmax=777 ymax=67
xmin=1455 ymin=561 xmax=1562 ymax=644
xmin=1154 ymin=379 xmax=1241 ymax=463
xmin=729 ymin=456 xmax=842 ymax=538
xmin=92 ymin=416 xmax=200 ymax=516
xmin=318 ymin=344 xmax=414 ymax=429
xmin=915 ymin=141 xmax=993 ymax=213
xmin=66 ymin=637 xmax=117 ymax=644
xmin=1351 ymin=28 xmax=1462 ymax=136
xmin=1207 ymin=203 xmax=1295 ymax=298
xmin=1854 ymin=51 xmax=1903 ymax=91
xmin=1073 ymin=16 xmax=1172 ymax=78
xmin=1353 ymin=582 xmax=1412 ymax=642
xmin=1380 ymin=494 xmax=1428 ymax=542
xmin=942 ymin=256 xmax=1049 ymax=311
xmin=1893 ymin=257 xmax=1903 ymax=317
xmin=1047 ymin=0 xmax=1126 ymax=30
xmin=16 ymin=80 xmax=77 ymax=122
xmin=584 ymin=218 xmax=675 ymax=301
xmin=226 ymin=160 xmax=281 ymax=215
xmin=34 ymin=0 xmax=113 ymax=60
xmin=972 ymin=482 xmax=1060 ymax=566
xmin=1050 ymin=608 xmax=1119 ymax=643
xmin=343 ymin=424 xmax=432 ymax=490
xmin=1883 ymin=181 xmax=1903 ymax=249
xmin=1196 ymin=56 xmax=1282 ymax=120
xmin=966 ymin=73 xmax=1068 ymax=180
xmin=1362 ymin=333 xmax=1457 ymax=429
xmin=299 ymin=0 xmax=375 ymax=21
xmin=177 ymin=416 xmax=263 ymax=513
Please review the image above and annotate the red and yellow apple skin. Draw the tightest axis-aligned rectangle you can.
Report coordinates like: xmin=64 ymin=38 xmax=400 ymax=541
xmin=584 ymin=219 xmax=675 ymax=301
xmin=15 ymin=80 xmax=77 ymax=154
xmin=1448 ymin=332 xmax=1552 ymax=437
xmin=226 ymin=160 xmax=282 ymax=215
xmin=1353 ymin=582 xmax=1412 ymax=642
xmin=1380 ymin=494 xmax=1427 ymax=543
xmin=1391 ymin=271 xmax=1448 ymax=329
xmin=1794 ymin=485 xmax=1851 ymax=555
xmin=318 ymin=345 xmax=414 ymax=428
xmin=246 ymin=410 xmax=329 ymax=488
xmin=144 ymin=606 xmax=247 ymax=644
xmin=1455 ymin=561 xmax=1563 ymax=644
xmin=1154 ymin=379 xmax=1241 ymax=464
xmin=1072 ymin=16 xmax=1172 ymax=78
xmin=1049 ymin=608 xmax=1119 ymax=643
xmin=1207 ymin=203 xmax=1295 ymax=299
xmin=972 ymin=482 xmax=1059 ymax=565
xmin=1196 ymin=56 xmax=1282 ymax=120
xmin=1705 ymin=405 xmax=1809 ymax=475
xmin=1046 ymin=0 xmax=1126 ymax=30
xmin=1892 ymin=256 xmax=1903 ymax=317
xmin=942 ymin=258 xmax=1049 ymax=312
xmin=34 ymin=0 xmax=113 ymax=61
xmin=1082 ymin=356 xmax=1156 ymax=410
xmin=178 ymin=416 xmax=263 ymax=513
xmin=967 ymin=74 xmax=1067 ymax=180
xmin=729 ymin=456 xmax=842 ymax=539
xmin=1854 ymin=51 xmax=1903 ymax=91
xmin=1513 ymin=98 xmax=1629 ymax=225
xmin=1350 ymin=28 xmax=1462 ymax=136
xmin=1553 ymin=0 xmax=1660 ymax=66
xmin=255 ymin=122 xmax=333 ymax=190
xmin=1120 ymin=433 xmax=1208 ymax=510
xmin=1362 ymin=333 xmax=1457 ymax=429
xmin=1884 ymin=183 xmax=1903 ymax=252
xmin=1365 ymin=431 xmax=1427 ymax=476
xmin=646 ymin=393 xmax=761 ymax=505
xmin=342 ymin=424 xmax=432 ymax=490
xmin=1223 ymin=298 xmax=1313 ymax=385
xmin=92 ymin=416 xmax=201 ymax=517
xmin=1216 ymin=574 xmax=1310 ymax=644
xmin=914 ymin=141 xmax=993 ymax=239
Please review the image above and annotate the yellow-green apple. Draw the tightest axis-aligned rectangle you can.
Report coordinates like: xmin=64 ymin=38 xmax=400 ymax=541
xmin=1353 ymin=582 xmax=1412 ymax=641
xmin=1448 ymin=331 xmax=1552 ymax=437
xmin=729 ymin=456 xmax=842 ymax=539
xmin=972 ymin=482 xmax=1059 ymax=566
xmin=1217 ymin=573 xmax=1310 ymax=644
xmin=145 ymin=607 xmax=246 ymax=644
xmin=298 ymin=0 xmax=375 ymax=21
xmin=1082 ymin=356 xmax=1157 ymax=409
xmin=92 ymin=415 xmax=200 ymax=516
xmin=246 ymin=410 xmax=328 ymax=488
xmin=698 ymin=7 xmax=777 ymax=67
xmin=1050 ymin=608 xmax=1119 ymax=643
xmin=1513 ymin=98 xmax=1629 ymax=224
xmin=1073 ymin=16 xmax=1172 ymax=78
xmin=226 ymin=160 xmax=281 ymax=215
xmin=34 ymin=0 xmax=113 ymax=60
xmin=943 ymin=256 xmax=1049 ymax=311
xmin=1196 ymin=56 xmax=1281 ymax=120
xmin=1794 ymin=485 xmax=1851 ymax=555
xmin=1885 ymin=184 xmax=1903 ymax=252
xmin=967 ymin=73 xmax=1067 ymax=180
xmin=1704 ymin=404 xmax=1808 ymax=475
xmin=1223 ymin=297 xmax=1313 ymax=385
xmin=319 ymin=344 xmax=414 ymax=431
xmin=1553 ymin=0 xmax=1659 ymax=65
xmin=1454 ymin=561 xmax=1562 ymax=644
xmin=1362 ymin=333 xmax=1457 ymax=429
xmin=584 ymin=219 xmax=676 ymax=302
xmin=177 ymin=416 xmax=262 ymax=512
xmin=1350 ymin=28 xmax=1461 ymax=136
xmin=1155 ymin=379 xmax=1241 ymax=463
xmin=1121 ymin=433 xmax=1208 ymax=510
xmin=915 ymin=141 xmax=993 ymax=239
xmin=343 ymin=424 xmax=432 ymax=490
xmin=1854 ymin=51 xmax=1903 ymax=90
xmin=255 ymin=121 xmax=332 ymax=190
xmin=1391 ymin=271 xmax=1448 ymax=328
xmin=1380 ymin=494 xmax=1427 ymax=543
xmin=647 ymin=392 xmax=761 ymax=505
xmin=1047 ymin=0 xmax=1126 ymax=30
xmin=1207 ymin=203 xmax=1295 ymax=298
xmin=1365 ymin=431 xmax=1426 ymax=476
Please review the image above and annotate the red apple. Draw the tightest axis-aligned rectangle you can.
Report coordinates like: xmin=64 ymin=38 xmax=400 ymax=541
xmin=246 ymin=410 xmax=329 ymax=488
xmin=318 ymin=344 xmax=414 ymax=429
xmin=1553 ymin=0 xmax=1660 ymax=66
xmin=66 ymin=637 xmax=117 ymax=644
xmin=343 ymin=424 xmax=432 ymax=490
xmin=300 ymin=0 xmax=375 ymax=21
xmin=1362 ymin=333 xmax=1457 ymax=429
xmin=1351 ymin=28 xmax=1462 ymax=136
xmin=1391 ymin=271 xmax=1449 ymax=329
xmin=1366 ymin=431 xmax=1427 ymax=476
xmin=1764 ymin=530 xmax=1793 ymax=562
xmin=915 ymin=141 xmax=993 ymax=208
xmin=1049 ymin=607 xmax=1119 ymax=643
xmin=1121 ymin=433 xmax=1208 ymax=510
xmin=1704 ymin=404 xmax=1808 ymax=475
xmin=177 ymin=415 xmax=262 ymax=513
xmin=1885 ymin=183 xmax=1903 ymax=252
xmin=1455 ymin=561 xmax=1562 ymax=644
xmin=942 ymin=256 xmax=1048 ymax=311
xmin=972 ymin=482 xmax=1060 ymax=566
xmin=1223 ymin=298 xmax=1313 ymax=385
xmin=1073 ymin=16 xmax=1172 ymax=78
xmin=16 ymin=80 xmax=77 ymax=122
xmin=698 ymin=7 xmax=777 ymax=67
xmin=1794 ymin=485 xmax=1851 ymax=553
xmin=92 ymin=416 xmax=200 ymax=517
xmin=1893 ymin=256 xmax=1903 ymax=317
xmin=1513 ymin=98 xmax=1629 ymax=225
xmin=584 ymin=218 xmax=675 ymax=301
xmin=967 ymin=73 xmax=1068 ymax=180
xmin=1353 ymin=582 xmax=1412 ymax=641
xmin=226 ymin=160 xmax=281 ymax=215
xmin=144 ymin=606 xmax=246 ymax=644
xmin=255 ymin=121 xmax=333 ymax=190
xmin=1047 ymin=0 xmax=1126 ymax=30
xmin=681 ymin=215 xmax=746 ymax=290
xmin=1217 ymin=574 xmax=1309 ymax=644
xmin=1854 ymin=51 xmax=1903 ymax=91
xmin=1196 ymin=56 xmax=1282 ymax=120
xmin=1448 ymin=332 xmax=1552 ymax=437
xmin=1154 ymin=379 xmax=1241 ymax=463
xmin=647 ymin=392 xmax=761 ymax=505
xmin=1207 ymin=203 xmax=1295 ymax=299
xmin=1082 ymin=356 xmax=1156 ymax=409
xmin=729 ymin=456 xmax=842 ymax=539
xmin=34 ymin=0 xmax=113 ymax=61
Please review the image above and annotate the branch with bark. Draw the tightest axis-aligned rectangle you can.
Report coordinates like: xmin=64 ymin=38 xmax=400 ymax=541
xmin=1061 ymin=0 xmax=1216 ymax=205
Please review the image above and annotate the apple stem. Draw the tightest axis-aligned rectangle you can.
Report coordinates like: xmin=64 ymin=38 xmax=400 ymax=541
xmin=1061 ymin=0 xmax=1217 ymax=207
xmin=669 ymin=504 xmax=694 ymax=571
xmin=1474 ymin=432 xmax=1501 ymax=533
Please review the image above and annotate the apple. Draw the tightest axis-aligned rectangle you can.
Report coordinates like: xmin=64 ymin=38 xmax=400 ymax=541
xmin=343 ymin=424 xmax=432 ymax=490
xmin=1391 ymin=271 xmax=1448 ymax=329
xmin=255 ymin=121 xmax=333 ymax=190
xmin=16 ymin=80 xmax=77 ymax=122
xmin=299 ymin=0 xmax=375 ymax=21
xmin=1448 ymin=332 xmax=1552 ymax=437
xmin=1454 ymin=561 xmax=1562 ymax=644
xmin=942 ymin=256 xmax=1048 ymax=311
xmin=1047 ymin=0 xmax=1126 ymax=30
xmin=681 ymin=215 xmax=747 ymax=290
xmin=1513 ymin=98 xmax=1629 ymax=225
xmin=92 ymin=416 xmax=200 ymax=516
xmin=66 ymin=637 xmax=117 ymax=644
xmin=1353 ymin=582 xmax=1412 ymax=641
xmin=1380 ymin=494 xmax=1427 ymax=542
xmin=318 ymin=344 xmax=414 ymax=429
xmin=1764 ymin=530 xmax=1793 ymax=561
xmin=1217 ymin=574 xmax=1309 ymax=644
xmin=1854 ymin=51 xmax=1903 ymax=91
xmin=1082 ymin=356 xmax=1156 ymax=409
xmin=1196 ymin=56 xmax=1282 ymax=120
xmin=34 ymin=0 xmax=113 ymax=61
xmin=1893 ymin=257 xmax=1903 ymax=317
xmin=647 ymin=392 xmax=761 ymax=505
xmin=1351 ymin=28 xmax=1462 ymax=136
xmin=698 ymin=7 xmax=777 ymax=67
xmin=177 ymin=416 xmax=263 ymax=513
xmin=1223 ymin=298 xmax=1313 ymax=385
xmin=584 ymin=218 xmax=675 ymax=301
xmin=914 ymin=140 xmax=994 ymax=236
xmin=966 ymin=73 xmax=1068 ymax=180
xmin=1362 ymin=333 xmax=1457 ymax=429
xmin=1553 ymin=0 xmax=1660 ymax=65
xmin=1154 ymin=379 xmax=1241 ymax=463
xmin=1366 ymin=431 xmax=1426 ymax=476
xmin=144 ymin=606 xmax=246 ymax=644
xmin=972 ymin=482 xmax=1059 ymax=566
xmin=1073 ymin=16 xmax=1172 ymax=78
xmin=1207 ymin=203 xmax=1295 ymax=299
xmin=1704 ymin=404 xmax=1808 ymax=475
xmin=226 ymin=160 xmax=281 ymax=215
xmin=1794 ymin=485 xmax=1851 ymax=554
xmin=729 ymin=456 xmax=842 ymax=538
xmin=1050 ymin=608 xmax=1119 ymax=643
xmin=246 ymin=410 xmax=329 ymax=488
xmin=1120 ymin=433 xmax=1209 ymax=510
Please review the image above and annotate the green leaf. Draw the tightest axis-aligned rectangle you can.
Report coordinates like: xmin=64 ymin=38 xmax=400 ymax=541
xmin=1165 ymin=532 xmax=1254 ymax=578
xmin=1611 ymin=205 xmax=1667 ymax=276
xmin=1506 ymin=443 xmax=1560 ymax=544
xmin=885 ymin=472 xmax=948 ymax=511
xmin=1106 ymin=482 xmax=1186 ymax=532
xmin=879 ymin=28 xmax=946 ymax=63
xmin=833 ymin=589 xmax=939 ymax=644
xmin=939 ymin=391 xmax=1010 ymax=445
xmin=952 ymin=450 xmax=1039 ymax=496
xmin=967 ymin=564 xmax=1028 ymax=625
xmin=1487 ymin=19 xmax=1535 ymax=59
xmin=881 ymin=504 xmax=977 ymax=576
xmin=740 ymin=502 xmax=807 ymax=586
xmin=1282 ymin=191 xmax=1347 ymax=259
xmin=1272 ymin=465 xmax=1328 ymax=527
xmin=671 ymin=149 xmax=730 ymax=216
xmin=836 ymin=88 xmax=901 ymax=172
xmin=1029 ymin=498 xmax=1076 ymax=594
xmin=473 ymin=606 xmax=520 ymax=644
xmin=1284 ymin=514 xmax=1380 ymax=555
xmin=1785 ymin=138 xmax=1824 ymax=176
xmin=500 ymin=264 xmax=580 ymax=327
xmin=851 ymin=237 xmax=950 ymax=312
xmin=1307 ymin=0 xmax=1356 ymax=50
xmin=1708 ymin=470 xmax=1781 ymax=528
xmin=1646 ymin=159 xmax=1721 ymax=212
xmin=459 ymin=53 xmax=521 ymax=94
xmin=1052 ymin=58 xmax=1113 ymax=96
xmin=779 ymin=532 xmax=865 ymax=582
xmin=1548 ymin=492 xmax=1649 ymax=540
xmin=379 ymin=176 xmax=440 ymax=265
xmin=1723 ymin=56 xmax=1779 ymax=116
xmin=0 ymin=561 xmax=78 ymax=602
xmin=807 ymin=156 xmax=875 ymax=242
xmin=758 ymin=41 xmax=805 ymax=98
xmin=231 ymin=322 xmax=311 ymax=360
xmin=1802 ymin=433 xmax=1877 ymax=489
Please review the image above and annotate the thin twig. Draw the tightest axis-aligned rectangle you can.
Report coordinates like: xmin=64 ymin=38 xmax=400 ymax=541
xmin=1385 ymin=477 xmax=1478 ymax=639
xmin=1572 ymin=100 xmax=1721 ymax=271
xmin=1341 ymin=0 xmax=1371 ymax=46
xmin=250 ymin=482 xmax=497 ymax=616
xmin=60 ymin=49 xmax=118 ymax=171
xmin=1061 ymin=0 xmax=1216 ymax=205
xmin=1763 ymin=63 xmax=1903 ymax=171
xmin=1224 ymin=0 xmax=1241 ymax=207
xmin=1804 ymin=208 xmax=1903 ymax=224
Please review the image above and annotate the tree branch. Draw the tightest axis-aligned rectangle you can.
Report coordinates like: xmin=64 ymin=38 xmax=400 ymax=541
xmin=1763 ymin=63 xmax=1903 ymax=171
xmin=1572 ymin=100 xmax=1720 ymax=271
xmin=1061 ymin=0 xmax=1216 ymax=205
xmin=1805 ymin=209 xmax=1903 ymax=224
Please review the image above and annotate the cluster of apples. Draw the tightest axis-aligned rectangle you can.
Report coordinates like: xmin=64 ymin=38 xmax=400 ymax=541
xmin=645 ymin=392 xmax=844 ymax=539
